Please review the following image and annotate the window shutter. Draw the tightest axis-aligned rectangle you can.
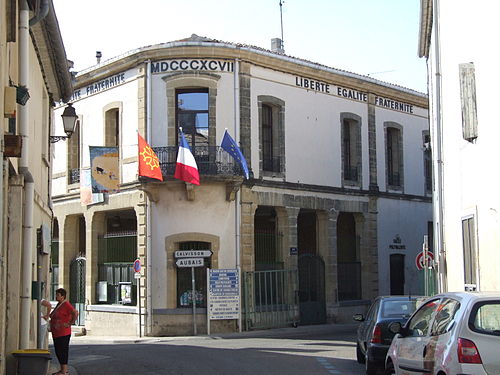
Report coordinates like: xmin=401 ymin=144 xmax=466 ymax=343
xmin=459 ymin=63 xmax=478 ymax=141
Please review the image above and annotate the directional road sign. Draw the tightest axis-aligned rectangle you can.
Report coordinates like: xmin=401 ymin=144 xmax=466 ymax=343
xmin=174 ymin=250 xmax=213 ymax=258
xmin=175 ymin=258 xmax=204 ymax=268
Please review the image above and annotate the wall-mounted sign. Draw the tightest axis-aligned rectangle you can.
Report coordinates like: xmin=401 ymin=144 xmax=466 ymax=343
xmin=151 ymin=59 xmax=234 ymax=74
xmin=174 ymin=250 xmax=213 ymax=258
xmin=375 ymin=96 xmax=414 ymax=114
xmin=389 ymin=234 xmax=406 ymax=250
xmin=208 ymin=269 xmax=240 ymax=320
xmin=294 ymin=75 xmax=416 ymax=113
xmin=416 ymin=251 xmax=434 ymax=270
xmin=176 ymin=258 xmax=204 ymax=268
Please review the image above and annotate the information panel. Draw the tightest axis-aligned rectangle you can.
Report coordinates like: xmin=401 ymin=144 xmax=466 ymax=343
xmin=208 ymin=269 xmax=240 ymax=320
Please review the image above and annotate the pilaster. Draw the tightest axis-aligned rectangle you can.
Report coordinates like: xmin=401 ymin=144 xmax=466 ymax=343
xmin=323 ymin=209 xmax=339 ymax=308
xmin=276 ymin=206 xmax=300 ymax=271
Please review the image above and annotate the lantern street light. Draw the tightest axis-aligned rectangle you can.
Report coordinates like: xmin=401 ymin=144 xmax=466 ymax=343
xmin=50 ymin=103 xmax=78 ymax=143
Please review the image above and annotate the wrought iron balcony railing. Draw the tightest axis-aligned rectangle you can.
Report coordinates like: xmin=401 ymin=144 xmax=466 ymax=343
xmin=68 ymin=168 xmax=80 ymax=184
xmin=152 ymin=146 xmax=244 ymax=179
xmin=388 ymin=172 xmax=401 ymax=187
xmin=343 ymin=166 xmax=358 ymax=182
xmin=262 ymin=156 xmax=281 ymax=173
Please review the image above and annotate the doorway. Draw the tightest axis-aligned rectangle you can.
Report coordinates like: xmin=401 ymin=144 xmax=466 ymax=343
xmin=390 ymin=253 xmax=405 ymax=295
xmin=70 ymin=257 xmax=86 ymax=326
xmin=297 ymin=210 xmax=325 ymax=324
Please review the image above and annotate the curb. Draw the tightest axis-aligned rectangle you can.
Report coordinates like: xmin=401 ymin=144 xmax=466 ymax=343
xmin=70 ymin=323 xmax=359 ymax=344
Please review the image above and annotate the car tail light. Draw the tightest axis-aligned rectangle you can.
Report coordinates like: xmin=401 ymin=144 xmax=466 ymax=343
xmin=457 ymin=338 xmax=482 ymax=364
xmin=370 ymin=324 xmax=382 ymax=344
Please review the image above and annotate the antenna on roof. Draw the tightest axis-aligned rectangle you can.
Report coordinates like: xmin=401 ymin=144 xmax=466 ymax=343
xmin=280 ymin=0 xmax=285 ymax=48
xmin=272 ymin=1 xmax=285 ymax=54
xmin=367 ymin=69 xmax=396 ymax=77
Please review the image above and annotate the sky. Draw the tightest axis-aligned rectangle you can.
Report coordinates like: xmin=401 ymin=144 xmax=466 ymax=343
xmin=53 ymin=0 xmax=427 ymax=93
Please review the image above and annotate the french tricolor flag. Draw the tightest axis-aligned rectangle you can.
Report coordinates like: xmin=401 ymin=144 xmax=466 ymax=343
xmin=174 ymin=130 xmax=200 ymax=185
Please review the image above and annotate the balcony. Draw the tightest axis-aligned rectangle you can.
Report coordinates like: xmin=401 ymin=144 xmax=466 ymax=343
xmin=343 ymin=166 xmax=358 ymax=182
xmin=68 ymin=168 xmax=80 ymax=184
xmin=388 ymin=172 xmax=401 ymax=187
xmin=152 ymin=146 xmax=244 ymax=180
xmin=262 ymin=156 xmax=281 ymax=174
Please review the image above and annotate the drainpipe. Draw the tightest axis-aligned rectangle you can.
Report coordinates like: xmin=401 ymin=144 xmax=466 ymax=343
xmin=145 ymin=60 xmax=153 ymax=335
xmin=432 ymin=0 xmax=447 ymax=293
xmin=28 ymin=0 xmax=49 ymax=27
xmin=19 ymin=0 xmax=49 ymax=348
xmin=233 ymin=58 xmax=242 ymax=332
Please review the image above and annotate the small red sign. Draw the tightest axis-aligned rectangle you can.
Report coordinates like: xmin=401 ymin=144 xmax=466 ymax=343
xmin=416 ymin=251 xmax=434 ymax=270
xmin=133 ymin=259 xmax=141 ymax=273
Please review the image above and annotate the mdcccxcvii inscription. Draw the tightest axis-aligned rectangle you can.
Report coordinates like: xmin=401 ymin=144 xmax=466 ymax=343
xmin=151 ymin=59 xmax=234 ymax=73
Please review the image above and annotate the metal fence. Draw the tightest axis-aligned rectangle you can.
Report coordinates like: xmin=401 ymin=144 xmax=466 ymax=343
xmin=243 ymin=269 xmax=299 ymax=330
xmin=153 ymin=146 xmax=243 ymax=177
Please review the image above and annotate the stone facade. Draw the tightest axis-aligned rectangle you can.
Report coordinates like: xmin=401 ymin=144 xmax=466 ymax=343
xmin=51 ymin=35 xmax=432 ymax=336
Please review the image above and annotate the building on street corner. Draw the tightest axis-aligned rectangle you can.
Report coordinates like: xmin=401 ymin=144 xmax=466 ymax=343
xmin=50 ymin=34 xmax=432 ymax=337
xmin=0 ymin=1 xmax=73 ymax=374
xmin=419 ymin=0 xmax=500 ymax=292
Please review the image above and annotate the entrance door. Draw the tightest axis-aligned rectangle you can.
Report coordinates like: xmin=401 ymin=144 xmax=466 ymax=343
xmin=70 ymin=257 xmax=86 ymax=326
xmin=390 ymin=254 xmax=405 ymax=295
xmin=298 ymin=254 xmax=326 ymax=324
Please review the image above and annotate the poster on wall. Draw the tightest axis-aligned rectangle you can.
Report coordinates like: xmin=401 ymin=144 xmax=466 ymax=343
xmin=80 ymin=168 xmax=104 ymax=206
xmin=89 ymin=146 xmax=120 ymax=193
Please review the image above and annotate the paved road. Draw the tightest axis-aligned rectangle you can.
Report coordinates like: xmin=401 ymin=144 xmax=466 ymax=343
xmin=49 ymin=324 xmax=366 ymax=375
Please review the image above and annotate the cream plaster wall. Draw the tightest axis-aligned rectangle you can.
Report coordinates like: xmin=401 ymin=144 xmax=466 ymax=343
xmin=52 ymin=69 xmax=140 ymax=187
xmin=427 ymin=1 xmax=500 ymax=292
xmin=149 ymin=183 xmax=235 ymax=309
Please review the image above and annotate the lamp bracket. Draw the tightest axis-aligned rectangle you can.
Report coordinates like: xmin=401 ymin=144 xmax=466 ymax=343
xmin=49 ymin=135 xmax=69 ymax=143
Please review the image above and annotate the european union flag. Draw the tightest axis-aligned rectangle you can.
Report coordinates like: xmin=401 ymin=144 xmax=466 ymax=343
xmin=221 ymin=130 xmax=249 ymax=179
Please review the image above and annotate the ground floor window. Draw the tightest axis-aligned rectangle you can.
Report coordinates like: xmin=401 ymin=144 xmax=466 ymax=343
xmin=96 ymin=233 xmax=137 ymax=305
xmin=177 ymin=241 xmax=211 ymax=308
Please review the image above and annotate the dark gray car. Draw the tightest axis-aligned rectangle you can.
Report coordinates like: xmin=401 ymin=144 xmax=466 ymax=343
xmin=353 ymin=296 xmax=425 ymax=375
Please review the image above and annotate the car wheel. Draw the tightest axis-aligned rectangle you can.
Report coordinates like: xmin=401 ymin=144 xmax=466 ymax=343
xmin=356 ymin=342 xmax=365 ymax=364
xmin=384 ymin=360 xmax=395 ymax=375
xmin=365 ymin=353 xmax=378 ymax=375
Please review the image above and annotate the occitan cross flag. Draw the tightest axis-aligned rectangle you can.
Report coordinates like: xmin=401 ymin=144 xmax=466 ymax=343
xmin=138 ymin=133 xmax=163 ymax=181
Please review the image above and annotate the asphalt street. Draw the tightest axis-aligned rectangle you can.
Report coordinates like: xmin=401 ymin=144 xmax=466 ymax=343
xmin=48 ymin=323 xmax=366 ymax=375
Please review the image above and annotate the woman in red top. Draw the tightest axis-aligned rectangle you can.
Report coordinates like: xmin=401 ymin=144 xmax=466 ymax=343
xmin=49 ymin=288 xmax=78 ymax=375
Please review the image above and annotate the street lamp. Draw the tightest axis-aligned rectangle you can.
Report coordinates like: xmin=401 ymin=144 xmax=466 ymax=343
xmin=50 ymin=103 xmax=78 ymax=143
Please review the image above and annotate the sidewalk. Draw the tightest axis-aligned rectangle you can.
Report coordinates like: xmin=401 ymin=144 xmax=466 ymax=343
xmin=67 ymin=322 xmax=358 ymax=344
xmin=47 ymin=348 xmax=78 ymax=375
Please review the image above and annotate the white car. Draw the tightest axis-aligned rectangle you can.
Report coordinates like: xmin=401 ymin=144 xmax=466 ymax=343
xmin=385 ymin=291 xmax=500 ymax=375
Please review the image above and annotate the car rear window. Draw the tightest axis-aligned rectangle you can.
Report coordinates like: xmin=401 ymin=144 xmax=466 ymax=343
xmin=469 ymin=301 xmax=500 ymax=336
xmin=381 ymin=300 xmax=418 ymax=318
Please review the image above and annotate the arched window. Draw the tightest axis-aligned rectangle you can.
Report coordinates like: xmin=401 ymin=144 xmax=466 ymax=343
xmin=385 ymin=123 xmax=404 ymax=189
xmin=67 ymin=119 xmax=80 ymax=185
xmin=104 ymin=107 xmax=120 ymax=147
xmin=176 ymin=88 xmax=209 ymax=150
xmin=258 ymin=96 xmax=285 ymax=175
xmin=340 ymin=113 xmax=362 ymax=185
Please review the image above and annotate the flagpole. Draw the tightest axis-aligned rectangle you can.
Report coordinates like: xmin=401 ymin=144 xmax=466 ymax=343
xmin=145 ymin=59 xmax=153 ymax=335
xmin=234 ymin=58 xmax=242 ymax=332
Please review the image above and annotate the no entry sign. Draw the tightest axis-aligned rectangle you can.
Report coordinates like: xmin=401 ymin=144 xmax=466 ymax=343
xmin=415 ymin=251 xmax=434 ymax=270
